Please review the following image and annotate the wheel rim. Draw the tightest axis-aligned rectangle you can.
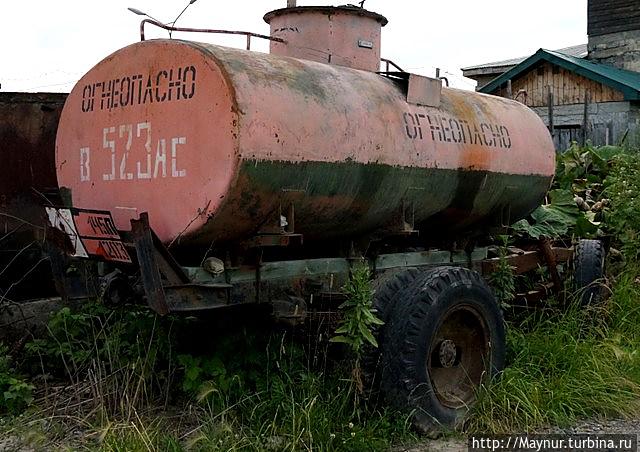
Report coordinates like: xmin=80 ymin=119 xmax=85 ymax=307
xmin=427 ymin=303 xmax=490 ymax=409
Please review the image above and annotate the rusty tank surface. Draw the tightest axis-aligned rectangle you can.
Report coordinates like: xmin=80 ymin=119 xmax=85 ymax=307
xmin=1 ymin=92 xmax=67 ymax=299
xmin=55 ymin=5 xmax=555 ymax=250
xmin=1 ymin=92 xmax=65 ymax=223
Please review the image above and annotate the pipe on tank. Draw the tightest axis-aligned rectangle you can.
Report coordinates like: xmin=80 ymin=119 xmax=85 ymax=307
xmin=287 ymin=0 xmax=296 ymax=7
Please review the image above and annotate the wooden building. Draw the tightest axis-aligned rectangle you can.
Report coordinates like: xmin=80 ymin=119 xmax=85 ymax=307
xmin=461 ymin=44 xmax=587 ymax=91
xmin=478 ymin=49 xmax=640 ymax=150
xmin=462 ymin=0 xmax=640 ymax=150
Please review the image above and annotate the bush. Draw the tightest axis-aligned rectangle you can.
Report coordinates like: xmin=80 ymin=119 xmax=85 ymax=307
xmin=512 ymin=143 xmax=627 ymax=240
xmin=22 ymin=303 xmax=183 ymax=420
xmin=12 ymin=302 xmax=414 ymax=450
xmin=604 ymin=152 xmax=640 ymax=259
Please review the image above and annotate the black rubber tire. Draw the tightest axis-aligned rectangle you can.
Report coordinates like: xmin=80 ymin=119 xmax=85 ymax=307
xmin=361 ymin=268 xmax=422 ymax=397
xmin=574 ymin=239 xmax=605 ymax=305
xmin=379 ymin=266 xmax=505 ymax=436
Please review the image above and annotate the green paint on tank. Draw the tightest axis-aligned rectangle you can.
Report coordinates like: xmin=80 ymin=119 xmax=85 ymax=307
xmin=191 ymin=158 xmax=551 ymax=245
xmin=214 ymin=46 xmax=333 ymax=103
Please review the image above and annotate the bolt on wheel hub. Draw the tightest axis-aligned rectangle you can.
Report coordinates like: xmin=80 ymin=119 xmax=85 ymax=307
xmin=438 ymin=339 xmax=457 ymax=368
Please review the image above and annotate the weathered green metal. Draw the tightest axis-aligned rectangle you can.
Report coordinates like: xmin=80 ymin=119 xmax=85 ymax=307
xmin=174 ymin=249 xmax=490 ymax=312
xmin=189 ymin=160 xmax=551 ymax=245
xmin=375 ymin=248 xmax=488 ymax=271
xmin=452 ymin=248 xmax=489 ymax=264
xmin=376 ymin=250 xmax=454 ymax=271
xmin=186 ymin=257 xmax=351 ymax=285
xmin=165 ymin=283 xmax=231 ymax=312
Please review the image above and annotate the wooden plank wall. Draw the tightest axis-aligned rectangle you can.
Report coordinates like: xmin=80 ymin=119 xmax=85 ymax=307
xmin=554 ymin=121 xmax=640 ymax=151
xmin=531 ymin=101 xmax=638 ymax=151
xmin=495 ymin=62 xmax=625 ymax=107
xmin=588 ymin=0 xmax=640 ymax=37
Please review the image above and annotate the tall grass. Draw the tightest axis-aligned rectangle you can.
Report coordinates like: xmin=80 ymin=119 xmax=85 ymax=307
xmin=5 ymin=305 xmax=415 ymax=451
xmin=170 ymin=328 xmax=414 ymax=451
xmin=468 ymin=267 xmax=640 ymax=433
xmin=180 ymin=336 xmax=413 ymax=452
xmin=186 ymin=376 xmax=411 ymax=451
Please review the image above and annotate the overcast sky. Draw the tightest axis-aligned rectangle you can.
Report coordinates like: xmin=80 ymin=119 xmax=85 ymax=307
xmin=1 ymin=0 xmax=587 ymax=92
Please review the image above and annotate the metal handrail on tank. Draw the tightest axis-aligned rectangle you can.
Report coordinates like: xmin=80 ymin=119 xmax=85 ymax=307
xmin=139 ymin=19 xmax=286 ymax=50
xmin=380 ymin=58 xmax=405 ymax=73
xmin=140 ymin=19 xmax=405 ymax=73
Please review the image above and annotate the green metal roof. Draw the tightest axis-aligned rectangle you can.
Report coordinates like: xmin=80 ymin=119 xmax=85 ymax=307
xmin=479 ymin=48 xmax=640 ymax=101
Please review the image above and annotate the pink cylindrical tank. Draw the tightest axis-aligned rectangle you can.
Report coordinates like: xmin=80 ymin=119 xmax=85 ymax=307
xmin=55 ymin=8 xmax=555 ymax=248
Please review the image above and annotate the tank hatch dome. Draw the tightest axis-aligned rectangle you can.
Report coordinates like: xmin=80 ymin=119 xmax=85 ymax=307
xmin=264 ymin=4 xmax=388 ymax=72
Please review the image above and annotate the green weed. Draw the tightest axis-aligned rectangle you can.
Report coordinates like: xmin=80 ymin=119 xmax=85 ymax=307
xmin=489 ymin=237 xmax=516 ymax=307
xmin=331 ymin=262 xmax=383 ymax=358
xmin=19 ymin=303 xmax=184 ymax=426
xmin=98 ymin=418 xmax=183 ymax=452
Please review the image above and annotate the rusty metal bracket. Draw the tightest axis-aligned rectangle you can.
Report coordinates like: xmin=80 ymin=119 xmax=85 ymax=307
xmin=401 ymin=199 xmax=417 ymax=234
xmin=482 ymin=246 xmax=572 ymax=276
xmin=514 ymin=282 xmax=555 ymax=306
xmin=407 ymin=74 xmax=442 ymax=107
xmin=285 ymin=203 xmax=296 ymax=234
xmin=139 ymin=19 xmax=285 ymax=50
xmin=539 ymin=238 xmax=563 ymax=294
xmin=129 ymin=213 xmax=238 ymax=314
xmin=130 ymin=213 xmax=191 ymax=315
xmin=130 ymin=213 xmax=168 ymax=315
xmin=164 ymin=283 xmax=232 ymax=312
xmin=382 ymin=200 xmax=418 ymax=237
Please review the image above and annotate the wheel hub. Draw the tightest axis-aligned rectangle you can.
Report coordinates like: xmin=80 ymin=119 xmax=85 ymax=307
xmin=438 ymin=339 xmax=457 ymax=368
xmin=427 ymin=304 xmax=491 ymax=409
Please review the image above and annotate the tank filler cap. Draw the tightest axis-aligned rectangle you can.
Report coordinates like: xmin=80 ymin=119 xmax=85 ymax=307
xmin=263 ymin=6 xmax=388 ymax=26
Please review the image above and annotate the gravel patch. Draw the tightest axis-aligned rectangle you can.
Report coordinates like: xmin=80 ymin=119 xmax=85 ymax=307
xmin=543 ymin=418 xmax=640 ymax=440
xmin=0 ymin=436 xmax=36 ymax=452
xmin=395 ymin=418 xmax=640 ymax=451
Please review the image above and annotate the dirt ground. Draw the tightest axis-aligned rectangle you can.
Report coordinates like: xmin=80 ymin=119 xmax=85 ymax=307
xmin=396 ymin=418 xmax=640 ymax=451
xmin=1 ymin=419 xmax=639 ymax=452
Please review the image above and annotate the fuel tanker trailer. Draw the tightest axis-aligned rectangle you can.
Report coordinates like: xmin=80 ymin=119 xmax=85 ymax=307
xmin=50 ymin=3 xmax=558 ymax=434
